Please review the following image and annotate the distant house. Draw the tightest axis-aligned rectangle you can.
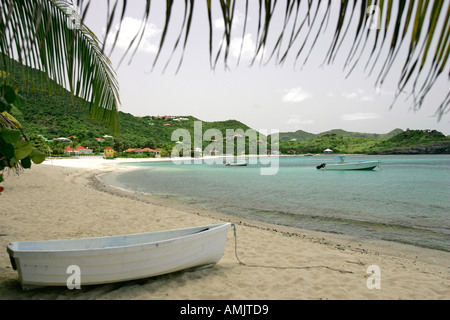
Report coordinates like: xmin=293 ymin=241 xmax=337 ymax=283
xmin=104 ymin=147 xmax=116 ymax=159
xmin=163 ymin=124 xmax=172 ymax=127
xmin=156 ymin=115 xmax=171 ymax=120
xmin=64 ymin=146 xmax=93 ymax=155
xmin=133 ymin=148 xmax=155 ymax=154
xmin=95 ymin=138 xmax=106 ymax=142
xmin=324 ymin=149 xmax=334 ymax=154
xmin=123 ymin=148 xmax=162 ymax=156
xmin=55 ymin=137 xmax=71 ymax=142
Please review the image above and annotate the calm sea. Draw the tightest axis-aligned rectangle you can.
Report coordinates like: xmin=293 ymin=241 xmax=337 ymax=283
xmin=101 ymin=155 xmax=450 ymax=252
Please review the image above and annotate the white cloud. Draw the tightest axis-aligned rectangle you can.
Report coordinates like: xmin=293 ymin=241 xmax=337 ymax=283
xmin=286 ymin=117 xmax=314 ymax=125
xmin=375 ymin=86 xmax=395 ymax=95
xmin=342 ymin=92 xmax=358 ymax=99
xmin=283 ymin=87 xmax=313 ymax=103
xmin=341 ymin=113 xmax=381 ymax=121
xmin=214 ymin=18 xmax=225 ymax=30
xmin=230 ymin=33 xmax=261 ymax=60
xmin=106 ymin=17 xmax=161 ymax=53
xmin=342 ymin=89 xmax=375 ymax=102
xmin=361 ymin=96 xmax=374 ymax=101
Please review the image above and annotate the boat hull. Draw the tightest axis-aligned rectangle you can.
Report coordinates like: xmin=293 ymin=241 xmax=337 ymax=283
xmin=226 ymin=162 xmax=248 ymax=166
xmin=7 ymin=223 xmax=231 ymax=290
xmin=319 ymin=161 xmax=380 ymax=171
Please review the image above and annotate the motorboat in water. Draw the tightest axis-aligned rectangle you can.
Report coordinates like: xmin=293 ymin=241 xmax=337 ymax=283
xmin=316 ymin=156 xmax=380 ymax=171
xmin=226 ymin=161 xmax=248 ymax=167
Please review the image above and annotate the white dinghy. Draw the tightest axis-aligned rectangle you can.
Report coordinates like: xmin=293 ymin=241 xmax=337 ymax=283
xmin=7 ymin=223 xmax=231 ymax=290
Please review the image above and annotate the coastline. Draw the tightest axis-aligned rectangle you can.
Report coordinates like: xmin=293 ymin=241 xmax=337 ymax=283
xmin=0 ymin=157 xmax=449 ymax=300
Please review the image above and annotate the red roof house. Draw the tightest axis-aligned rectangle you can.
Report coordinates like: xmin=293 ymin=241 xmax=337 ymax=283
xmin=64 ymin=146 xmax=93 ymax=155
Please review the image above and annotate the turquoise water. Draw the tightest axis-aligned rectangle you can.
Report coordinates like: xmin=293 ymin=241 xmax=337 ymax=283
xmin=102 ymin=155 xmax=450 ymax=251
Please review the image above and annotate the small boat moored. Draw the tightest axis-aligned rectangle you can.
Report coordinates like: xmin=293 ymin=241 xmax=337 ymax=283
xmin=7 ymin=223 xmax=232 ymax=290
xmin=226 ymin=161 xmax=248 ymax=167
xmin=316 ymin=156 xmax=380 ymax=171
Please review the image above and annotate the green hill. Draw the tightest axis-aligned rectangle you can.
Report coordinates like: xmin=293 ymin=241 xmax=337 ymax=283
xmin=278 ymin=130 xmax=317 ymax=142
xmin=367 ymin=129 xmax=450 ymax=154
xmin=1 ymin=55 xmax=260 ymax=155
xmin=319 ymin=128 xmax=404 ymax=140
xmin=2 ymin=55 xmax=449 ymax=156
xmin=276 ymin=128 xmax=403 ymax=142
xmin=279 ymin=130 xmax=450 ymax=155
xmin=280 ymin=135 xmax=380 ymax=154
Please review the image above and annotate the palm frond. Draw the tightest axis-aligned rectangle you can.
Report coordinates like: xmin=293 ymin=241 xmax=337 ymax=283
xmin=0 ymin=0 xmax=120 ymax=135
xmin=103 ymin=0 xmax=448 ymax=119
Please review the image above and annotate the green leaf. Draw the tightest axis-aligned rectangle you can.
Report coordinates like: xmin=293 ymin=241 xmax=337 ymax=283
xmin=21 ymin=156 xmax=32 ymax=169
xmin=1 ymin=85 xmax=16 ymax=104
xmin=31 ymin=150 xmax=46 ymax=164
xmin=14 ymin=140 xmax=33 ymax=160
xmin=1 ymin=143 xmax=15 ymax=159
xmin=11 ymin=93 xmax=26 ymax=109
xmin=0 ymin=1 xmax=120 ymax=135
xmin=0 ymin=98 xmax=12 ymax=113
xmin=1 ymin=128 xmax=21 ymax=144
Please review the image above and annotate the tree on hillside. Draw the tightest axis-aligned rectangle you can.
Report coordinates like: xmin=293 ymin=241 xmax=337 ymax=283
xmin=1 ymin=0 xmax=120 ymax=189
xmin=0 ymin=0 xmax=120 ymax=134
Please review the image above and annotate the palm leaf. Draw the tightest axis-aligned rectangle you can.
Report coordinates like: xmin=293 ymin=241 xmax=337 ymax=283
xmin=0 ymin=0 xmax=120 ymax=135
xmin=105 ymin=0 xmax=448 ymax=119
xmin=3 ymin=1 xmax=447 ymax=124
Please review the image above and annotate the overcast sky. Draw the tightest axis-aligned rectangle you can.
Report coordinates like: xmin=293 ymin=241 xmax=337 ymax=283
xmin=82 ymin=1 xmax=449 ymax=135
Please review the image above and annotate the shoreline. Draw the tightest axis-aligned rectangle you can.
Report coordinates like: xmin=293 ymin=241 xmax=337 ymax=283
xmin=0 ymin=158 xmax=449 ymax=299
xmin=90 ymin=159 xmax=449 ymax=267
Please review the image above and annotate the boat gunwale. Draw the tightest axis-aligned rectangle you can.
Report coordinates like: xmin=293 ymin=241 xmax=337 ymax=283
xmin=325 ymin=160 xmax=381 ymax=166
xmin=7 ymin=223 xmax=231 ymax=257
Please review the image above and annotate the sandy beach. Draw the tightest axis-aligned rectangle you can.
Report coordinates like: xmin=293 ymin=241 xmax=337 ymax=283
xmin=0 ymin=157 xmax=449 ymax=300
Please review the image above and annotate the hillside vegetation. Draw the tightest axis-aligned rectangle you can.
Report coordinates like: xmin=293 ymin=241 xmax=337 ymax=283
xmin=2 ymin=55 xmax=449 ymax=157
xmin=279 ymin=130 xmax=450 ymax=155
xmin=277 ymin=128 xmax=404 ymax=142
xmin=2 ymin=55 xmax=262 ymax=156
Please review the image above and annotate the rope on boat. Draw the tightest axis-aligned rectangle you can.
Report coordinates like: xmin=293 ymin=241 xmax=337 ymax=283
xmin=231 ymin=224 xmax=353 ymax=274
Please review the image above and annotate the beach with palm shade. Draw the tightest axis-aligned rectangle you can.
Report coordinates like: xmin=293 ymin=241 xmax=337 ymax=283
xmin=1 ymin=1 xmax=449 ymax=301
